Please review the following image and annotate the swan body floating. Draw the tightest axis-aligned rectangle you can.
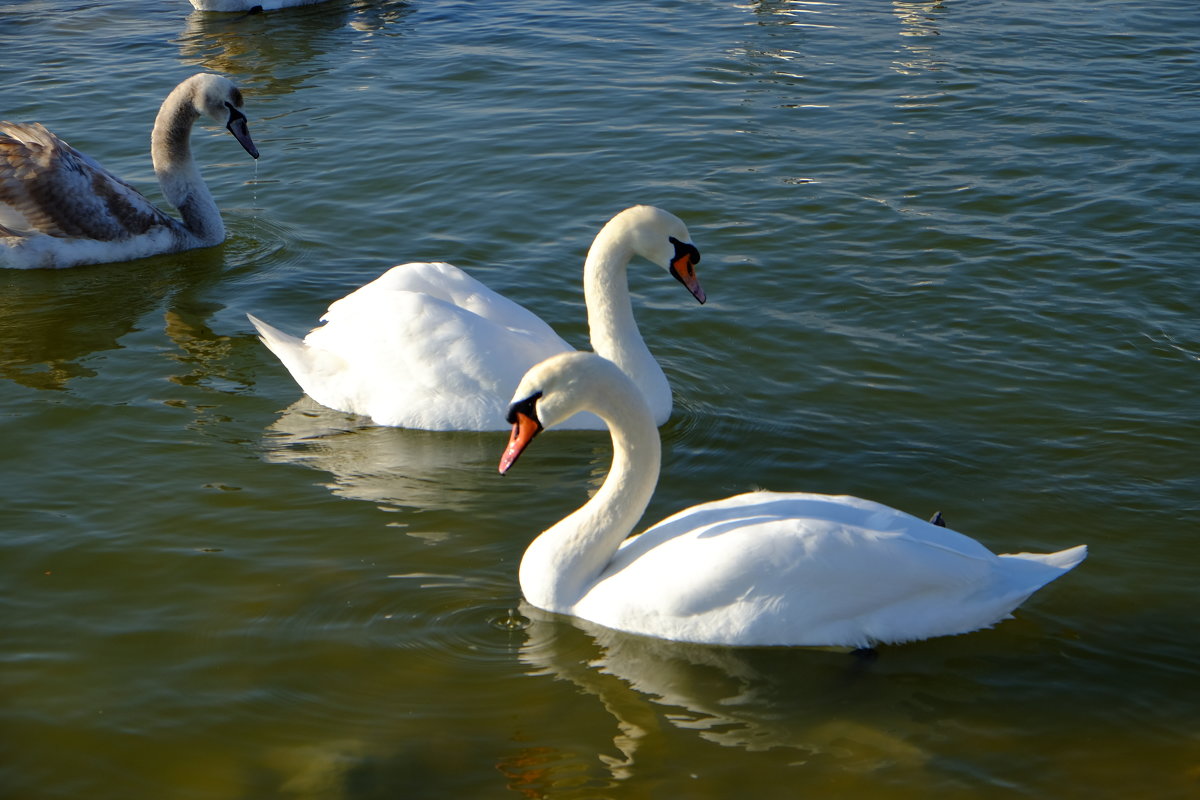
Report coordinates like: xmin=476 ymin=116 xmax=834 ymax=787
xmin=0 ymin=73 xmax=258 ymax=270
xmin=189 ymin=0 xmax=331 ymax=11
xmin=499 ymin=351 xmax=1087 ymax=648
xmin=249 ymin=205 xmax=704 ymax=431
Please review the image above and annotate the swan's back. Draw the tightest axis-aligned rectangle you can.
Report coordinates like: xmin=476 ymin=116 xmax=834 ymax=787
xmin=0 ymin=123 xmax=178 ymax=267
xmin=574 ymin=491 xmax=1086 ymax=647
xmin=322 ymin=261 xmax=565 ymax=340
xmin=254 ymin=263 xmax=580 ymax=430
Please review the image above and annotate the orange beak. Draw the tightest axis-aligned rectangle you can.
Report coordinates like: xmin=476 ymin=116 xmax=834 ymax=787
xmin=669 ymin=247 xmax=705 ymax=305
xmin=499 ymin=411 xmax=542 ymax=475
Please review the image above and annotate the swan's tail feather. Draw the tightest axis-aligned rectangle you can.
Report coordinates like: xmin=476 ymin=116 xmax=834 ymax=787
xmin=247 ymin=313 xmax=347 ymax=402
xmin=1002 ymin=544 xmax=1088 ymax=573
xmin=247 ymin=313 xmax=304 ymax=359
xmin=984 ymin=544 xmax=1087 ymax=613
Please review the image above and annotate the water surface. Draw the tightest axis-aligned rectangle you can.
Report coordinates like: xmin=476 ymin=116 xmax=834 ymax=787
xmin=1 ymin=1 xmax=1198 ymax=798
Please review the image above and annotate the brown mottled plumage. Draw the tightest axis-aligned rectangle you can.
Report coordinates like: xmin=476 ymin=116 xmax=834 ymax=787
xmin=0 ymin=123 xmax=172 ymax=241
xmin=0 ymin=73 xmax=258 ymax=269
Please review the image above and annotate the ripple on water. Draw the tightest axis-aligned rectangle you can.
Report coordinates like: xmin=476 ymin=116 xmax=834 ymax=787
xmin=234 ymin=569 xmax=527 ymax=667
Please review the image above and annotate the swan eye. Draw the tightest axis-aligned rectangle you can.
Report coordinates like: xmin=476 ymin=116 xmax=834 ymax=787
xmin=506 ymin=392 xmax=543 ymax=425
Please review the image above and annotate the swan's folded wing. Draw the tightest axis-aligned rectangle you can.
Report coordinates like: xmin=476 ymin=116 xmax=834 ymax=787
xmin=0 ymin=122 xmax=176 ymax=241
xmin=582 ymin=491 xmax=1043 ymax=646
xmin=305 ymin=289 xmax=573 ymax=430
xmin=323 ymin=261 xmax=568 ymax=344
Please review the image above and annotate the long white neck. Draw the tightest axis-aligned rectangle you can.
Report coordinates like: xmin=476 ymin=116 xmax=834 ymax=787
xmin=150 ymin=81 xmax=224 ymax=246
xmin=518 ymin=381 xmax=661 ymax=614
xmin=583 ymin=226 xmax=672 ymax=425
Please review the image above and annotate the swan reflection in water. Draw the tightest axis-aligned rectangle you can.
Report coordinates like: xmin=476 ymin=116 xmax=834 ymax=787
xmin=178 ymin=0 xmax=415 ymax=86
xmin=0 ymin=249 xmax=241 ymax=391
xmin=515 ymin=607 xmax=934 ymax=786
xmin=260 ymin=397 xmax=503 ymax=514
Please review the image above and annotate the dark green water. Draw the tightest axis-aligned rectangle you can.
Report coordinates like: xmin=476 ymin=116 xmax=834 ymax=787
xmin=2 ymin=1 xmax=1198 ymax=797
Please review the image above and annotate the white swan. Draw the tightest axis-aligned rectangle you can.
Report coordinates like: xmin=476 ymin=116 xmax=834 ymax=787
xmin=248 ymin=205 xmax=704 ymax=431
xmin=189 ymin=0 xmax=331 ymax=11
xmin=0 ymin=73 xmax=259 ymax=270
xmin=499 ymin=351 xmax=1087 ymax=648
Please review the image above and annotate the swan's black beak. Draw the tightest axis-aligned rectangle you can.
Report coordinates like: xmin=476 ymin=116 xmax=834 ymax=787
xmin=500 ymin=393 xmax=543 ymax=475
xmin=225 ymin=103 xmax=259 ymax=160
xmin=668 ymin=237 xmax=705 ymax=304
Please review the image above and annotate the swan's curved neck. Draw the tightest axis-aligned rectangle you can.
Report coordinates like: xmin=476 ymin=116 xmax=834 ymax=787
xmin=518 ymin=384 xmax=661 ymax=614
xmin=583 ymin=228 xmax=671 ymax=420
xmin=150 ymin=83 xmax=223 ymax=245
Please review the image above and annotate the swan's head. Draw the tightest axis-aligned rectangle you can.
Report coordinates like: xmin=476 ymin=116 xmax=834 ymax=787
xmin=187 ymin=73 xmax=259 ymax=160
xmin=499 ymin=352 xmax=637 ymax=474
xmin=609 ymin=205 xmax=705 ymax=304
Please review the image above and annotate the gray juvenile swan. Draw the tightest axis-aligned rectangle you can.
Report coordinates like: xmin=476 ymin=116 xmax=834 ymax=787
xmin=0 ymin=73 xmax=259 ymax=269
